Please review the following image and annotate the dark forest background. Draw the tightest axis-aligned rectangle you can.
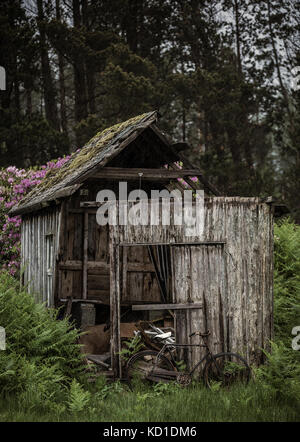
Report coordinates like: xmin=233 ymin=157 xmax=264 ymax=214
xmin=0 ymin=0 xmax=299 ymax=218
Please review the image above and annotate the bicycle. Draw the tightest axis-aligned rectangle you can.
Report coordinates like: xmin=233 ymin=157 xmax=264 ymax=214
xmin=126 ymin=330 xmax=251 ymax=389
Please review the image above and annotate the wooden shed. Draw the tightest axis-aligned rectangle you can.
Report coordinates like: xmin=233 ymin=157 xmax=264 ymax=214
xmin=10 ymin=111 xmax=274 ymax=377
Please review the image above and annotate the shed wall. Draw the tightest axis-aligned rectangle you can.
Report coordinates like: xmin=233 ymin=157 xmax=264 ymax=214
xmin=21 ymin=206 xmax=61 ymax=305
xmin=110 ymin=197 xmax=274 ymax=367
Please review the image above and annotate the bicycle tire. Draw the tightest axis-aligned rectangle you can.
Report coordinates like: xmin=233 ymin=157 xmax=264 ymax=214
xmin=203 ymin=352 xmax=251 ymax=389
xmin=126 ymin=350 xmax=175 ymax=388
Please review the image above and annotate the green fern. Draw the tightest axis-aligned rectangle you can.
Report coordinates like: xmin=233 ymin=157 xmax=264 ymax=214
xmin=67 ymin=379 xmax=91 ymax=413
xmin=118 ymin=334 xmax=145 ymax=362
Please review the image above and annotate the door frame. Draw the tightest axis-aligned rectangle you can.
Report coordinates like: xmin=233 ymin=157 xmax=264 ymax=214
xmin=110 ymin=238 xmax=226 ymax=378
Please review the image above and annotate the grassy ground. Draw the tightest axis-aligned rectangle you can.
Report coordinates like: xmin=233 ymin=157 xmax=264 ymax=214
xmin=0 ymin=381 xmax=299 ymax=422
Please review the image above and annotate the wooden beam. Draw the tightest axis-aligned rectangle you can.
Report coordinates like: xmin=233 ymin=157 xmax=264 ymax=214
xmin=178 ymin=153 xmax=221 ymax=196
xmin=60 ymin=298 xmax=167 ymax=306
xmin=82 ymin=212 xmax=89 ymax=299
xmin=132 ymin=303 xmax=203 ymax=311
xmin=68 ymin=208 xmax=97 ymax=214
xmin=120 ymin=241 xmax=226 ymax=247
xmin=89 ymin=167 xmax=201 ymax=181
xmin=60 ymin=298 xmax=106 ymax=305
xmin=148 ymin=123 xmax=221 ymax=196
xmin=168 ymin=162 xmax=201 ymax=192
xmin=58 ymin=260 xmax=154 ymax=272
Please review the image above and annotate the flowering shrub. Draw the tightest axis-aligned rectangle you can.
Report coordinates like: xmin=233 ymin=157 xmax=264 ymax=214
xmin=0 ymin=156 xmax=71 ymax=276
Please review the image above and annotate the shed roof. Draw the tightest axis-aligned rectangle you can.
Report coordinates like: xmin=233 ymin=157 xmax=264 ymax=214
xmin=10 ymin=111 xmax=160 ymax=216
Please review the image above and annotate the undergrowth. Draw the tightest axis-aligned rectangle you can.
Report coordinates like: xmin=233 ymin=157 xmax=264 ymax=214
xmin=253 ymin=218 xmax=300 ymax=404
xmin=0 ymin=271 xmax=85 ymax=412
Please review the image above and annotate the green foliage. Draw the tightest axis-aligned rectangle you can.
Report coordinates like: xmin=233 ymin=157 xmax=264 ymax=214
xmin=93 ymin=379 xmax=126 ymax=401
xmin=175 ymin=359 xmax=186 ymax=372
xmin=67 ymin=380 xmax=91 ymax=413
xmin=119 ymin=334 xmax=145 ymax=362
xmin=255 ymin=219 xmax=300 ymax=402
xmin=256 ymin=342 xmax=300 ymax=402
xmin=0 ymin=271 xmax=85 ymax=407
xmin=273 ymin=219 xmax=300 ymax=343
xmin=153 ymin=381 xmax=181 ymax=395
xmin=209 ymin=381 xmax=222 ymax=393
xmin=0 ymin=381 xmax=299 ymax=422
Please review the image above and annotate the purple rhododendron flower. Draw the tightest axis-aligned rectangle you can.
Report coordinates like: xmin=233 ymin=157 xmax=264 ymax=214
xmin=0 ymin=154 xmax=72 ymax=276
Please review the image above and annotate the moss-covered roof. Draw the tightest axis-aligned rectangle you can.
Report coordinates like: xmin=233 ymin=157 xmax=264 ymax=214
xmin=10 ymin=111 xmax=158 ymax=215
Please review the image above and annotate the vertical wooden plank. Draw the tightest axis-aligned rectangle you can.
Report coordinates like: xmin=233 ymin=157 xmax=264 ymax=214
xmin=110 ymin=234 xmax=121 ymax=378
xmin=53 ymin=205 xmax=63 ymax=306
xmin=82 ymin=211 xmax=89 ymax=299
xmin=122 ymin=246 xmax=127 ymax=301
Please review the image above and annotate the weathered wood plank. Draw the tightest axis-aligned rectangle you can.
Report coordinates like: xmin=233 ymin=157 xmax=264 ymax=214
xmin=89 ymin=167 xmax=202 ymax=181
xmin=59 ymin=260 xmax=110 ymax=271
xmin=132 ymin=303 xmax=203 ymax=311
xmin=82 ymin=212 xmax=89 ymax=299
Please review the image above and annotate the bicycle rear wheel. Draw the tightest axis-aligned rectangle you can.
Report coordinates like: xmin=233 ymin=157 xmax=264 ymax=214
xmin=203 ymin=352 xmax=251 ymax=389
xmin=126 ymin=350 xmax=175 ymax=388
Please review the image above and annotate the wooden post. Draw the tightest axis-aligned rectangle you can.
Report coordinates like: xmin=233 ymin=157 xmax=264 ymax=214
xmin=122 ymin=246 xmax=128 ymax=301
xmin=110 ymin=239 xmax=121 ymax=378
xmin=82 ymin=211 xmax=89 ymax=299
xmin=53 ymin=201 xmax=66 ymax=306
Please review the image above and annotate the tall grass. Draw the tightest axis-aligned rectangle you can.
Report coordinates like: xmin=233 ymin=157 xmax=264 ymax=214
xmin=0 ymin=381 xmax=299 ymax=422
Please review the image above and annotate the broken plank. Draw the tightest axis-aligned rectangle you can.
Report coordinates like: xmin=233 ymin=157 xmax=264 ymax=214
xmin=87 ymin=354 xmax=110 ymax=369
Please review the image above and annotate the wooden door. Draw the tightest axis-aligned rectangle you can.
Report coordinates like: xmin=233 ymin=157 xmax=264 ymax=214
xmin=171 ymin=243 xmax=227 ymax=372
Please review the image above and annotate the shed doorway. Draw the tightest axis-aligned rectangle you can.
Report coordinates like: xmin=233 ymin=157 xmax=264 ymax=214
xmin=111 ymin=240 xmax=227 ymax=377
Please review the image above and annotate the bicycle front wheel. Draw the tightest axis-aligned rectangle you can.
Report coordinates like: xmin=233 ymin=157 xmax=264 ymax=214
xmin=126 ymin=350 xmax=175 ymax=388
xmin=203 ymin=352 xmax=251 ymax=389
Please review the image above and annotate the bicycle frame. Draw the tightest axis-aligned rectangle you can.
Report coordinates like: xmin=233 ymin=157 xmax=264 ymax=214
xmin=155 ymin=340 xmax=216 ymax=377
xmin=127 ymin=332 xmax=251 ymax=387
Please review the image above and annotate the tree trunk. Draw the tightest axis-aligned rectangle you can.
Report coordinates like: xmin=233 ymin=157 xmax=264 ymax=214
xmin=14 ymin=78 xmax=20 ymax=118
xmin=125 ymin=0 xmax=139 ymax=53
xmin=234 ymin=0 xmax=242 ymax=76
xmin=55 ymin=0 xmax=68 ymax=134
xmin=72 ymin=0 xmax=88 ymax=127
xmin=266 ymin=0 xmax=290 ymax=114
xmin=36 ymin=0 xmax=60 ymax=131
xmin=82 ymin=0 xmax=96 ymax=114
